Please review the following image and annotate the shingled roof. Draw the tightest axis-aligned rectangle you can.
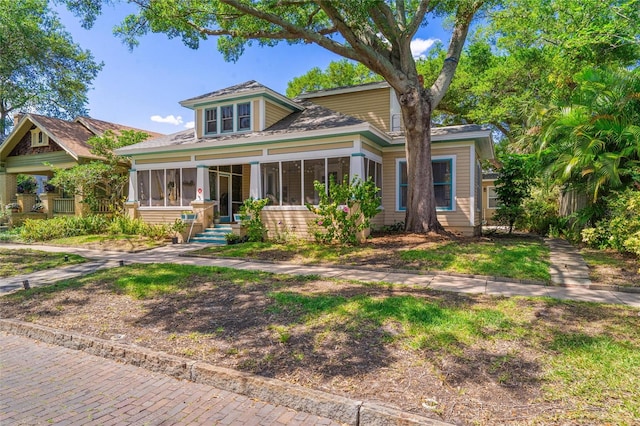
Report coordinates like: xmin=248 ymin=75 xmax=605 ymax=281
xmin=0 ymin=113 xmax=162 ymax=161
xmin=117 ymin=101 xmax=367 ymax=153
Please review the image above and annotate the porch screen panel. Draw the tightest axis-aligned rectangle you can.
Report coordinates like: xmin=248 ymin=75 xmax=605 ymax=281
xmin=150 ymin=170 xmax=165 ymax=207
xmin=137 ymin=171 xmax=150 ymax=207
xmin=327 ymin=157 xmax=350 ymax=185
xmin=261 ymin=162 xmax=280 ymax=205
xmin=282 ymin=161 xmax=301 ymax=205
xmin=166 ymin=169 xmax=180 ymax=206
xmin=303 ymin=159 xmax=325 ymax=205
xmin=181 ymin=168 xmax=197 ymax=205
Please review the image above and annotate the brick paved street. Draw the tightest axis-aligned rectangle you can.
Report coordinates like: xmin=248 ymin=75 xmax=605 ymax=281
xmin=0 ymin=333 xmax=341 ymax=426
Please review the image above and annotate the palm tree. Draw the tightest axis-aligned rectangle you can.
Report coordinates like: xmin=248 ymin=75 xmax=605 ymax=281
xmin=533 ymin=67 xmax=640 ymax=207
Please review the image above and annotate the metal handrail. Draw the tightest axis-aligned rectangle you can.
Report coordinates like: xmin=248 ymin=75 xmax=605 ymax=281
xmin=187 ymin=202 xmax=217 ymax=243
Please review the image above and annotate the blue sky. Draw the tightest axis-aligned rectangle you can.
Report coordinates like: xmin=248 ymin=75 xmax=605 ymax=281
xmin=55 ymin=5 xmax=448 ymax=135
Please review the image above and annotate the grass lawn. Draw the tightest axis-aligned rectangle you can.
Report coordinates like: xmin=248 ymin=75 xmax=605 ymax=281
xmin=192 ymin=234 xmax=551 ymax=282
xmin=1 ymin=263 xmax=637 ymax=424
xmin=0 ymin=248 xmax=85 ymax=278
xmin=581 ymin=248 xmax=640 ymax=287
xmin=45 ymin=234 xmax=166 ymax=251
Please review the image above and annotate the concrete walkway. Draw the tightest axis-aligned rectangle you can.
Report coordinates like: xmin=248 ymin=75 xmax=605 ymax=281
xmin=546 ymin=238 xmax=592 ymax=287
xmin=0 ymin=241 xmax=638 ymax=307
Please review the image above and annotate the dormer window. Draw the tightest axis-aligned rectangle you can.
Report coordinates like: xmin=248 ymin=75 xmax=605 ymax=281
xmin=205 ymin=108 xmax=217 ymax=134
xmin=221 ymin=105 xmax=233 ymax=132
xmin=203 ymin=102 xmax=252 ymax=136
xmin=30 ymin=129 xmax=48 ymax=147
xmin=237 ymin=102 xmax=251 ymax=131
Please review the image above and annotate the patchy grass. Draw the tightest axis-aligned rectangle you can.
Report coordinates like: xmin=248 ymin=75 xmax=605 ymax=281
xmin=194 ymin=235 xmax=551 ymax=282
xmin=2 ymin=263 xmax=638 ymax=424
xmin=46 ymin=234 xmax=166 ymax=252
xmin=581 ymin=248 xmax=640 ymax=287
xmin=399 ymin=239 xmax=550 ymax=281
xmin=0 ymin=248 xmax=85 ymax=278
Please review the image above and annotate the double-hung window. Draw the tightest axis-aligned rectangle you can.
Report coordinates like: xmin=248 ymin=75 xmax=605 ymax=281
xmin=205 ymin=102 xmax=252 ymax=135
xmin=237 ymin=102 xmax=251 ymax=131
xmin=205 ymin=109 xmax=217 ymax=135
xmin=221 ymin=105 xmax=234 ymax=132
xmin=397 ymin=157 xmax=454 ymax=211
xmin=487 ymin=186 xmax=501 ymax=208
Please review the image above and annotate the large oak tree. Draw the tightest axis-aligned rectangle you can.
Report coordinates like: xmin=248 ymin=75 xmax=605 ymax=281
xmin=68 ymin=0 xmax=490 ymax=234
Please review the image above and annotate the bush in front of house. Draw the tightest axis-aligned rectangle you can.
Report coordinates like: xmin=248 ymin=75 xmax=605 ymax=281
xmin=20 ymin=214 xmax=171 ymax=242
xmin=306 ymin=176 xmax=381 ymax=245
xmin=581 ymin=189 xmax=640 ymax=256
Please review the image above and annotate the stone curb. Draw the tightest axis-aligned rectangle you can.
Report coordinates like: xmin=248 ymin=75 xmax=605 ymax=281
xmin=0 ymin=318 xmax=449 ymax=426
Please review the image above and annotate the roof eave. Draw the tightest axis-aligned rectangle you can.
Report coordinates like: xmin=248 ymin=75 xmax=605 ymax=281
xmin=179 ymin=87 xmax=302 ymax=112
xmin=117 ymin=123 xmax=391 ymax=157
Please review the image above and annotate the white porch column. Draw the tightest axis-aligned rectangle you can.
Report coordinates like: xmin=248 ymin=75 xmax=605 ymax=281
xmin=350 ymin=153 xmax=365 ymax=181
xmin=127 ymin=169 xmax=137 ymax=202
xmin=195 ymin=165 xmax=210 ymax=201
xmin=249 ymin=161 xmax=261 ymax=199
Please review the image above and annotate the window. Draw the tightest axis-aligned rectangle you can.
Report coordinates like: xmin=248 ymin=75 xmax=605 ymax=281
xmin=237 ymin=102 xmax=251 ymax=131
xmin=433 ymin=159 xmax=453 ymax=210
xmin=488 ymin=186 xmax=501 ymax=209
xmin=221 ymin=105 xmax=234 ymax=132
xmin=282 ymin=161 xmax=301 ymax=205
xmin=397 ymin=158 xmax=454 ymax=211
xmin=30 ymin=129 xmax=48 ymax=147
xmin=398 ymin=161 xmax=408 ymax=210
xmin=205 ymin=108 xmax=217 ymax=134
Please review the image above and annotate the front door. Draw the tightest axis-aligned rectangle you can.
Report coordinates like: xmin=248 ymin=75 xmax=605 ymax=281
xmin=210 ymin=166 xmax=243 ymax=223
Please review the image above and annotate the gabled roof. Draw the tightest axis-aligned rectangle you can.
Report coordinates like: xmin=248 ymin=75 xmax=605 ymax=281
xmin=179 ymin=80 xmax=302 ymax=112
xmin=0 ymin=113 xmax=161 ymax=162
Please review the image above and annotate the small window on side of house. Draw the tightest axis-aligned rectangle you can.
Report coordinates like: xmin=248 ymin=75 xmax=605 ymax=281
xmin=237 ymin=102 xmax=251 ymax=131
xmin=205 ymin=108 xmax=217 ymax=135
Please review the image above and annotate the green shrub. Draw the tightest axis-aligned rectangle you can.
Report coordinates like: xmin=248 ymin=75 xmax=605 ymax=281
xmin=306 ymin=176 xmax=381 ymax=245
xmin=21 ymin=215 xmax=109 ymax=241
xmin=581 ymin=189 xmax=640 ymax=256
xmin=239 ymin=198 xmax=269 ymax=242
xmin=516 ymin=187 xmax=559 ymax=235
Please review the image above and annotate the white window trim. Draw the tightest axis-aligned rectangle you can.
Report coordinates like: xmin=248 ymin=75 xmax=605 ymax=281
xmin=487 ymin=186 xmax=500 ymax=209
xmin=396 ymin=155 xmax=457 ymax=212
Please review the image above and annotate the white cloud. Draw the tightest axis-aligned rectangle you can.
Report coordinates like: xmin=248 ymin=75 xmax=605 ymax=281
xmin=184 ymin=121 xmax=195 ymax=129
xmin=411 ymin=38 xmax=438 ymax=58
xmin=150 ymin=114 xmax=183 ymax=126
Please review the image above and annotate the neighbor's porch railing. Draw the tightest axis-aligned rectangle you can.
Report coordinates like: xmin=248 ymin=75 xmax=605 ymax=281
xmin=94 ymin=198 xmax=111 ymax=214
xmin=53 ymin=198 xmax=75 ymax=214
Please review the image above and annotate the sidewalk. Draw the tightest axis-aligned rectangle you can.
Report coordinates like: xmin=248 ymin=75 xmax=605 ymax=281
xmin=0 ymin=242 xmax=638 ymax=307
xmin=0 ymin=332 xmax=342 ymax=426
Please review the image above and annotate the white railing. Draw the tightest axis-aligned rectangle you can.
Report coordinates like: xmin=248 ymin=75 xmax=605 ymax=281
xmin=53 ymin=198 xmax=75 ymax=214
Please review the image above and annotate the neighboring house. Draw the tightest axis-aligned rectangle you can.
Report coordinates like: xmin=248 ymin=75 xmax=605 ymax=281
xmin=0 ymin=113 xmax=160 ymax=216
xmin=116 ymin=81 xmax=494 ymax=236
xmin=482 ymin=172 xmax=500 ymax=225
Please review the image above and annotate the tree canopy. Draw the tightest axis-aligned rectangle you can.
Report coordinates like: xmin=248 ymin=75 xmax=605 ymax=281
xmin=0 ymin=0 xmax=103 ymax=140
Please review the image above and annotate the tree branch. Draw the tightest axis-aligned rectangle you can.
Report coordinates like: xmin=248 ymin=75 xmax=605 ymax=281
xmin=429 ymin=2 xmax=482 ymax=107
xmin=406 ymin=0 xmax=433 ymax=39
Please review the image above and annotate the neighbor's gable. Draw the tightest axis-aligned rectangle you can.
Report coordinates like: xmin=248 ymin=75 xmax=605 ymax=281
xmin=8 ymin=125 xmax=65 ymax=157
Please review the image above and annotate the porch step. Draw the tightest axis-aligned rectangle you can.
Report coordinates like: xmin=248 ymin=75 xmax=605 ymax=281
xmin=190 ymin=224 xmax=232 ymax=245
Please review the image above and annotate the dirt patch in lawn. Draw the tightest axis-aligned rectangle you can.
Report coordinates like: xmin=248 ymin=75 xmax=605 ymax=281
xmin=582 ymin=248 xmax=640 ymax=288
xmin=2 ymin=267 xmax=638 ymax=425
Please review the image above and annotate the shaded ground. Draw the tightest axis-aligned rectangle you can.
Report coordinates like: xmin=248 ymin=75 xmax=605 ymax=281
xmin=581 ymin=248 xmax=640 ymax=288
xmin=2 ymin=264 xmax=638 ymax=425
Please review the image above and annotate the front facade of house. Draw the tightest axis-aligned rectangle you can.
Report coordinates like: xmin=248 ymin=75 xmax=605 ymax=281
xmin=118 ymin=81 xmax=494 ymax=237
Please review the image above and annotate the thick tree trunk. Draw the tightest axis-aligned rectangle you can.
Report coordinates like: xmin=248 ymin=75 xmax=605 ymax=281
xmin=398 ymin=86 xmax=445 ymax=233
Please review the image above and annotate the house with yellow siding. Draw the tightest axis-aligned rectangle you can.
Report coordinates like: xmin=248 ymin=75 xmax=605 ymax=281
xmin=116 ymin=81 xmax=494 ymax=237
